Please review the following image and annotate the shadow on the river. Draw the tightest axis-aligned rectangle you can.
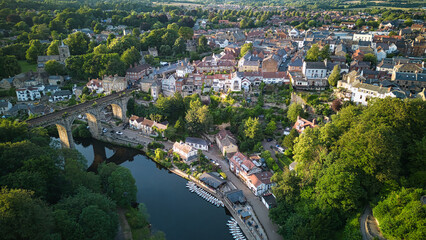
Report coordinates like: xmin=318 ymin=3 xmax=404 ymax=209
xmin=74 ymin=138 xmax=168 ymax=172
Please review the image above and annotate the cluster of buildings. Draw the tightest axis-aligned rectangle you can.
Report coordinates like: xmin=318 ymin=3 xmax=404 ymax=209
xmin=129 ymin=115 xmax=168 ymax=137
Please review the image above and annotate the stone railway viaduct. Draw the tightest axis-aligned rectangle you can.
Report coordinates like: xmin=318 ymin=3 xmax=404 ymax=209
xmin=27 ymin=90 xmax=133 ymax=148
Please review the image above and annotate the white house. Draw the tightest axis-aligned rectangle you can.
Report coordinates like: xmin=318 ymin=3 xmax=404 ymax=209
xmin=16 ymin=87 xmax=42 ymax=101
xmin=49 ymin=90 xmax=73 ymax=102
xmin=173 ymin=141 xmax=198 ymax=162
xmin=303 ymin=61 xmax=327 ymax=79
xmin=348 ymin=82 xmax=397 ymax=105
xmin=247 ymin=171 xmax=274 ymax=196
xmin=353 ymin=33 xmax=373 ymax=42
xmin=289 ymin=28 xmax=300 ymax=37
xmin=161 ymin=75 xmax=176 ymax=96
xmin=185 ymin=137 xmax=209 ymax=151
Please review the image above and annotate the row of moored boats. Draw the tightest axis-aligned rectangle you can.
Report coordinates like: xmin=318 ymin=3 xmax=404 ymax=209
xmin=186 ymin=181 xmax=224 ymax=207
xmin=227 ymin=217 xmax=247 ymax=240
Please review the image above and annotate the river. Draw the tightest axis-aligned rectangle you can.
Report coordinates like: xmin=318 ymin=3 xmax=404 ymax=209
xmin=69 ymin=138 xmax=233 ymax=240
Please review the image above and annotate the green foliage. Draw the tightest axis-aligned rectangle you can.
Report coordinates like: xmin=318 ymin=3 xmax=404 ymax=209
xmin=185 ymin=98 xmax=212 ymax=134
xmin=240 ymin=43 xmax=253 ymax=57
xmin=363 ymin=53 xmax=377 ymax=67
xmin=45 ymin=60 xmax=67 ymax=75
xmin=373 ymin=188 xmax=426 ymax=240
xmin=0 ymin=55 xmax=21 ymax=78
xmin=328 ymin=64 xmax=340 ymax=87
xmin=64 ymin=31 xmax=90 ymax=55
xmin=271 ymin=98 xmax=426 ymax=239
xmin=244 ymin=117 xmax=261 ymax=139
xmin=265 ymin=120 xmax=277 ymax=136
xmin=287 ymin=103 xmax=304 ymax=123
xmin=305 ymin=44 xmax=320 ymax=62
xmin=0 ymin=187 xmax=53 ymax=240
xmin=282 ymin=128 xmax=299 ymax=150
xmin=342 ymin=213 xmax=362 ymax=240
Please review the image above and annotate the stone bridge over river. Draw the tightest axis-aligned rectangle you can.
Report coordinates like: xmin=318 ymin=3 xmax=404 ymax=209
xmin=27 ymin=90 xmax=133 ymax=148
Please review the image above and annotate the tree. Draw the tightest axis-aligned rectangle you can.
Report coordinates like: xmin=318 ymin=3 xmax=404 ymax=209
xmin=173 ymin=37 xmax=186 ymax=55
xmin=282 ymin=128 xmax=299 ymax=150
xmin=26 ymin=39 xmax=43 ymax=63
xmin=305 ymin=44 xmax=320 ymax=61
xmin=0 ymin=187 xmax=53 ymax=240
xmin=185 ymin=99 xmax=212 ymax=134
xmin=240 ymin=43 xmax=253 ymax=57
xmin=93 ymin=23 xmax=104 ymax=34
xmin=388 ymin=31 xmax=398 ymax=37
xmin=373 ymin=188 xmax=425 ymax=240
xmin=319 ymin=44 xmax=330 ymax=60
xmin=197 ymin=35 xmax=209 ymax=53
xmin=167 ymin=23 xmax=179 ymax=32
xmin=328 ymin=64 xmax=340 ymax=87
xmin=106 ymin=33 xmax=115 ymax=46
xmin=287 ymin=103 xmax=304 ymax=123
xmin=308 ymin=20 xmax=316 ymax=27
xmin=120 ymin=46 xmax=141 ymax=68
xmin=0 ymin=55 xmax=21 ymax=78
xmin=265 ymin=120 xmax=277 ymax=136
xmin=45 ymin=60 xmax=67 ymax=75
xmin=178 ymin=26 xmax=194 ymax=40
xmin=331 ymin=99 xmax=343 ymax=112
xmin=64 ymin=32 xmax=90 ymax=55
xmin=47 ymin=40 xmax=60 ymax=55
xmin=363 ymin=53 xmax=377 ymax=67
xmin=355 ymin=19 xmax=365 ymax=28
xmin=55 ymin=187 xmax=118 ymax=240
xmin=244 ymin=117 xmax=261 ymax=139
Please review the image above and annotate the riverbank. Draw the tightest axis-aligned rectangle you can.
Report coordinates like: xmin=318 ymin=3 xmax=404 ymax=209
xmin=93 ymin=133 xmax=267 ymax=240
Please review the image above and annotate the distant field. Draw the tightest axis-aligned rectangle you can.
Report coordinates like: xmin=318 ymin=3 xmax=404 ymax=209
xmin=18 ymin=60 xmax=36 ymax=73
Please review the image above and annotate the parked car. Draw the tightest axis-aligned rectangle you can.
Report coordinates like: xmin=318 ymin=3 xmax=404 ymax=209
xmin=102 ymin=128 xmax=108 ymax=133
xmin=115 ymin=131 xmax=123 ymax=135
xmin=267 ymin=138 xmax=273 ymax=142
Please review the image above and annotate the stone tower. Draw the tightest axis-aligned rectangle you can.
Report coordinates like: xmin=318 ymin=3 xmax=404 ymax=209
xmin=58 ymin=41 xmax=70 ymax=63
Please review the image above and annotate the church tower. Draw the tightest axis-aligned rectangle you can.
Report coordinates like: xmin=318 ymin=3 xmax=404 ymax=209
xmin=58 ymin=41 xmax=70 ymax=63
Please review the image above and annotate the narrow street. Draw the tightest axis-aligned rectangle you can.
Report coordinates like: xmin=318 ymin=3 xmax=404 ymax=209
xmin=203 ymin=146 xmax=283 ymax=240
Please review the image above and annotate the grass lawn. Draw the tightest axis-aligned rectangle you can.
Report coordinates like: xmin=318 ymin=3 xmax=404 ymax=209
xmin=18 ymin=60 xmax=37 ymax=73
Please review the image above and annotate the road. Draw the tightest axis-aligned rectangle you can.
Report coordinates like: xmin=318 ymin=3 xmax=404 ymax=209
xmin=203 ymin=146 xmax=283 ymax=240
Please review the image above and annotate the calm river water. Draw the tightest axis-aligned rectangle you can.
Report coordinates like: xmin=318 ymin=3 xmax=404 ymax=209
xmin=69 ymin=138 xmax=233 ymax=240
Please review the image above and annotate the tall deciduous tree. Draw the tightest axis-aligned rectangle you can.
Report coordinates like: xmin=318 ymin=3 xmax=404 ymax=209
xmin=305 ymin=44 xmax=320 ymax=62
xmin=185 ymin=99 xmax=212 ymax=134
xmin=244 ymin=117 xmax=261 ymax=139
xmin=45 ymin=60 xmax=67 ymax=75
xmin=0 ymin=188 xmax=53 ymax=240
xmin=287 ymin=103 xmax=304 ymax=123
xmin=178 ymin=26 xmax=193 ymax=40
xmin=120 ymin=46 xmax=141 ymax=68
xmin=0 ymin=55 xmax=21 ymax=78
xmin=328 ymin=64 xmax=340 ymax=87
xmin=240 ymin=43 xmax=253 ymax=57
xmin=64 ymin=32 xmax=90 ymax=55
xmin=47 ymin=40 xmax=60 ymax=56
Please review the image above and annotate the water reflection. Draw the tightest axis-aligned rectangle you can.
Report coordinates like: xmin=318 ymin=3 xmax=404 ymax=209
xmin=71 ymin=138 xmax=233 ymax=240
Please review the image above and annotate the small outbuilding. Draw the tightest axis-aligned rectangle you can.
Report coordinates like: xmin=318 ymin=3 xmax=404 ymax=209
xmin=261 ymin=194 xmax=277 ymax=209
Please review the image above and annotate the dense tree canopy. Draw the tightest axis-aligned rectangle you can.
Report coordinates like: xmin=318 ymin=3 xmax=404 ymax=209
xmin=271 ymin=98 xmax=426 ymax=239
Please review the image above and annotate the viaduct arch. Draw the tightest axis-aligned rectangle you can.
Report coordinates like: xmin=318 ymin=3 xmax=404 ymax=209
xmin=27 ymin=90 xmax=133 ymax=148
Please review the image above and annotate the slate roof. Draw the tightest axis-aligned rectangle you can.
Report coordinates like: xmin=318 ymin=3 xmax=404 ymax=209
xmin=199 ymin=172 xmax=225 ymax=189
xmin=186 ymin=137 xmax=208 ymax=146
xmin=226 ymin=189 xmax=246 ymax=204
xmin=394 ymin=72 xmax=426 ymax=82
